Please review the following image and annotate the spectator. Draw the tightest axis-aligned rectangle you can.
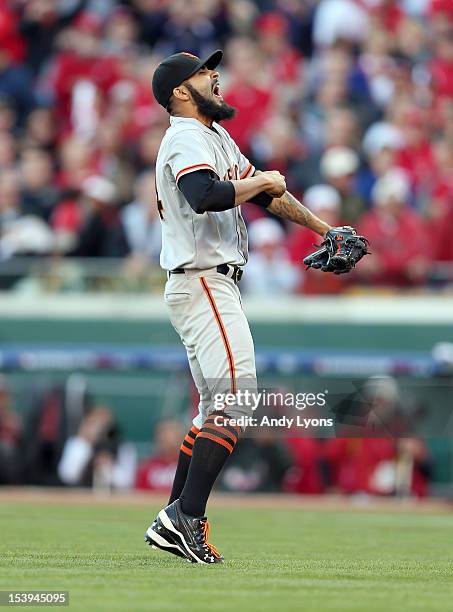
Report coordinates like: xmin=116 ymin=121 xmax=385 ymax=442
xmin=153 ymin=0 xmax=223 ymax=59
xmin=58 ymin=405 xmax=136 ymax=489
xmin=21 ymin=384 xmax=69 ymax=486
xmin=0 ymin=130 xmax=16 ymax=171
xmin=57 ymin=135 xmax=95 ymax=191
xmin=283 ymin=438 xmax=328 ymax=494
xmin=219 ymin=435 xmax=293 ymax=493
xmin=242 ymin=218 xmax=300 ymax=296
xmin=250 ymin=113 xmax=304 ymax=195
xmin=396 ymin=106 xmax=436 ymax=191
xmin=0 ymin=96 xmax=16 ymax=132
xmin=320 ymin=146 xmax=365 ymax=222
xmin=92 ymin=118 xmax=135 ymax=203
xmin=287 ymin=184 xmax=346 ymax=294
xmin=0 ymin=375 xmax=22 ymax=484
xmin=69 ymin=175 xmax=130 ymax=258
xmin=326 ymin=376 xmax=432 ymax=497
xmin=46 ymin=11 xmax=122 ymax=131
xmin=0 ymin=19 xmax=35 ymax=126
xmin=357 ymin=169 xmax=430 ymax=286
xmin=19 ymin=148 xmax=60 ymax=220
xmin=325 ymin=437 xmax=430 ymax=497
xmin=18 ymin=0 xmax=87 ymax=76
xmin=301 ymin=49 xmax=354 ymax=155
xmin=358 ymin=25 xmax=397 ymax=110
xmin=0 ymin=169 xmax=22 ymax=235
xmin=135 ymin=419 xmax=184 ymax=492
xmin=430 ymin=206 xmax=453 ymax=269
xmin=430 ymin=10 xmax=453 ymax=100
xmin=0 ymin=163 xmax=57 ymax=260
xmin=0 ymin=215 xmax=56 ymax=260
xmin=255 ymin=12 xmax=302 ymax=89
xmin=325 ymin=107 xmax=361 ymax=151
xmin=313 ymin=0 xmax=369 ymax=49
xmin=22 ymin=107 xmax=58 ymax=152
xmin=135 ymin=125 xmax=167 ymax=173
xmin=121 ymin=171 xmax=162 ymax=263
xmin=103 ymin=6 xmax=140 ymax=55
xmin=359 ymin=121 xmax=404 ymax=203
xmin=223 ymin=37 xmax=273 ymax=153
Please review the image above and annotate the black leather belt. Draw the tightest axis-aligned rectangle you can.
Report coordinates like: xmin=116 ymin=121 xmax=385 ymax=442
xmin=169 ymin=264 xmax=243 ymax=283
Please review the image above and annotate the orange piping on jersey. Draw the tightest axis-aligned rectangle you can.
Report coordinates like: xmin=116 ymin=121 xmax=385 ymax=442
xmin=199 ymin=277 xmax=236 ymax=394
xmin=176 ymin=164 xmax=217 ymax=183
xmin=240 ymin=163 xmax=254 ymax=179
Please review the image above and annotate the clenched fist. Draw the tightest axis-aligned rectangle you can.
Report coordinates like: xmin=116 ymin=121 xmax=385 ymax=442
xmin=261 ymin=170 xmax=286 ymax=198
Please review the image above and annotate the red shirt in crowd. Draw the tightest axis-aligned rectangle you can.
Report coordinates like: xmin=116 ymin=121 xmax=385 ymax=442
xmin=135 ymin=455 xmax=178 ymax=492
xmin=49 ymin=52 xmax=123 ymax=124
xmin=324 ymin=438 xmax=428 ymax=498
xmin=371 ymin=1 xmax=404 ymax=33
xmin=0 ymin=6 xmax=25 ymax=62
xmin=430 ymin=57 xmax=453 ymax=99
xmin=283 ymin=438 xmax=326 ymax=494
xmin=357 ymin=207 xmax=429 ymax=286
xmin=396 ymin=142 xmax=436 ymax=190
xmin=429 ymin=205 xmax=453 ymax=262
xmin=223 ymin=83 xmax=273 ymax=152
xmin=282 ymin=437 xmax=428 ymax=497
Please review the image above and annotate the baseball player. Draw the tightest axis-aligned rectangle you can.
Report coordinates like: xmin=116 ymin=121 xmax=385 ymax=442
xmin=144 ymin=49 xmax=368 ymax=564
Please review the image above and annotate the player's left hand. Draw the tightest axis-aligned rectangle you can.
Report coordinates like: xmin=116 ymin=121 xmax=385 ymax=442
xmin=261 ymin=170 xmax=287 ymax=198
xmin=303 ymin=226 xmax=370 ymax=275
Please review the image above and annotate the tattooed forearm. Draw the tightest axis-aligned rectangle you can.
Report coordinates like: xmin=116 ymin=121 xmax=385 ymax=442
xmin=268 ymin=191 xmax=331 ymax=237
xmin=269 ymin=191 xmax=310 ymax=225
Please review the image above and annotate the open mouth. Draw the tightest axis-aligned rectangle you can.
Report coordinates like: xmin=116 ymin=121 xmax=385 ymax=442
xmin=212 ymin=82 xmax=223 ymax=100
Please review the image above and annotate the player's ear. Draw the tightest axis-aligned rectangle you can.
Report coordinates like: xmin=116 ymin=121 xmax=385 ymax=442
xmin=172 ymin=85 xmax=190 ymax=102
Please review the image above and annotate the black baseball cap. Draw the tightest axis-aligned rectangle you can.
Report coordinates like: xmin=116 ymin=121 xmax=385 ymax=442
xmin=152 ymin=50 xmax=223 ymax=110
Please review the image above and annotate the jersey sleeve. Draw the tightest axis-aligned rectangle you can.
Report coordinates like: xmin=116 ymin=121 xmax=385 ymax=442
xmin=167 ymin=131 xmax=219 ymax=185
xmin=224 ymin=131 xmax=255 ymax=179
xmin=238 ymin=153 xmax=255 ymax=179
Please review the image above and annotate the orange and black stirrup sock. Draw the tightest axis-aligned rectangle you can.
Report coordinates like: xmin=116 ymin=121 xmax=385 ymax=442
xmin=179 ymin=412 xmax=241 ymax=517
xmin=168 ymin=425 xmax=199 ymax=504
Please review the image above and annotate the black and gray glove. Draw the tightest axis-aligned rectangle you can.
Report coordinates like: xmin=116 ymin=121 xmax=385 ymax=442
xmin=303 ymin=226 xmax=370 ymax=275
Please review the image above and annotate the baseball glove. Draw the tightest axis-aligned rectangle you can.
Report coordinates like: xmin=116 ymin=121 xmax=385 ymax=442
xmin=303 ymin=226 xmax=370 ymax=275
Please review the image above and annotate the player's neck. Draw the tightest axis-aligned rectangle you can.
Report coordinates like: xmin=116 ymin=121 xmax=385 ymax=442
xmin=196 ymin=114 xmax=214 ymax=128
xmin=173 ymin=110 xmax=213 ymax=128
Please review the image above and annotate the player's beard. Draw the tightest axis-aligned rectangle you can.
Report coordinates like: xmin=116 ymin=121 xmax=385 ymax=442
xmin=185 ymin=83 xmax=236 ymax=123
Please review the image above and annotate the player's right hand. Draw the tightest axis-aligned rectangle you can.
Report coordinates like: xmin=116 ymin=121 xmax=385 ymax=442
xmin=262 ymin=170 xmax=286 ymax=198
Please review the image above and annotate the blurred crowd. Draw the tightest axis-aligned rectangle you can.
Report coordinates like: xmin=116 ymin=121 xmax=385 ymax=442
xmin=0 ymin=372 xmax=432 ymax=498
xmin=1 ymin=0 xmax=453 ymax=293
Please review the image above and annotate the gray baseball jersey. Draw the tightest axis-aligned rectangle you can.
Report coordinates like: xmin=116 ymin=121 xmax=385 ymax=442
xmin=155 ymin=116 xmax=255 ymax=271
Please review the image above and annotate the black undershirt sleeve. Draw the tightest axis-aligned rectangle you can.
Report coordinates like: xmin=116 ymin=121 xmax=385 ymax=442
xmin=178 ymin=170 xmax=235 ymax=213
xmin=178 ymin=169 xmax=274 ymax=213
xmin=248 ymin=170 xmax=273 ymax=208
xmin=249 ymin=190 xmax=273 ymax=208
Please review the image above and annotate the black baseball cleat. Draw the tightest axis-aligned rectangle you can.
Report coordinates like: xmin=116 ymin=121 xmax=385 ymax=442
xmin=145 ymin=517 xmax=190 ymax=561
xmin=157 ymin=500 xmax=224 ymax=564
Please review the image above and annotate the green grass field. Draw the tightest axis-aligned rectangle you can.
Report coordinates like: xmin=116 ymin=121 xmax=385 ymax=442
xmin=1 ymin=498 xmax=452 ymax=612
